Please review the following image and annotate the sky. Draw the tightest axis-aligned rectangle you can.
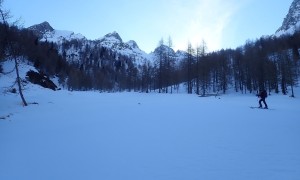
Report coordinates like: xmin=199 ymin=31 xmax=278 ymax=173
xmin=3 ymin=0 xmax=294 ymax=53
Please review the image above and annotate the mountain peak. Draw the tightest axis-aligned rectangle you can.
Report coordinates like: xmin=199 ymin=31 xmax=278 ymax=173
xmin=103 ymin=31 xmax=122 ymax=42
xmin=28 ymin=21 xmax=54 ymax=37
xmin=126 ymin=40 xmax=139 ymax=49
xmin=276 ymin=0 xmax=300 ymax=35
xmin=153 ymin=44 xmax=175 ymax=54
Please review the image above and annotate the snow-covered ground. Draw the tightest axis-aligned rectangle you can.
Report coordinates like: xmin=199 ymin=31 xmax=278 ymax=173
xmin=1 ymin=61 xmax=300 ymax=180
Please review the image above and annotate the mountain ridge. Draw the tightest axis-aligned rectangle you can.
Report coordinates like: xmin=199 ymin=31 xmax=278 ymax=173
xmin=27 ymin=21 xmax=188 ymax=66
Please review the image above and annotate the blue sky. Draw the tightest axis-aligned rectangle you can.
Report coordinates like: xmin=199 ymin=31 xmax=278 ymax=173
xmin=4 ymin=0 xmax=293 ymax=53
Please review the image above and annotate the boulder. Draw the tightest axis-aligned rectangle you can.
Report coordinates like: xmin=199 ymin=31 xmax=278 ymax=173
xmin=26 ymin=70 xmax=57 ymax=91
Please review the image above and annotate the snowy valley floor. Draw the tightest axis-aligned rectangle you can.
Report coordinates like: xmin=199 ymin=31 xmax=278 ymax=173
xmin=1 ymin=86 xmax=300 ymax=180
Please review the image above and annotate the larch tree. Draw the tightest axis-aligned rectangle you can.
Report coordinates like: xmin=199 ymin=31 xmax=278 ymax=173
xmin=186 ymin=42 xmax=194 ymax=94
xmin=0 ymin=0 xmax=27 ymax=106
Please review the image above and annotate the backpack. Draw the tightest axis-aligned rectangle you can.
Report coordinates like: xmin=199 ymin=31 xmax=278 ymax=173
xmin=262 ymin=90 xmax=267 ymax=98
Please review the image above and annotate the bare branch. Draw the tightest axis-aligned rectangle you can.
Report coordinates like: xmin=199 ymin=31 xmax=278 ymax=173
xmin=0 ymin=0 xmax=12 ymax=24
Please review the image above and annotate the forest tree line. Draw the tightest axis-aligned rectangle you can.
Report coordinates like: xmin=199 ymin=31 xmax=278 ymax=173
xmin=136 ymin=33 xmax=300 ymax=96
xmin=182 ymin=34 xmax=300 ymax=96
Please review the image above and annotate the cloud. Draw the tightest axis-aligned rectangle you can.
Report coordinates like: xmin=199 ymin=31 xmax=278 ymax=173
xmin=164 ymin=0 xmax=241 ymax=52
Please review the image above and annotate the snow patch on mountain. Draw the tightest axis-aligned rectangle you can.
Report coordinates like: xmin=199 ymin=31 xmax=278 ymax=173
xmin=42 ymin=30 xmax=86 ymax=42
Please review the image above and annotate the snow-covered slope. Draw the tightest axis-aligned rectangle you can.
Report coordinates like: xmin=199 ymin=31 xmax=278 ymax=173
xmin=28 ymin=21 xmax=85 ymax=42
xmin=1 ymin=60 xmax=300 ymax=179
xmin=0 ymin=59 xmax=39 ymax=94
xmin=276 ymin=0 xmax=300 ymax=36
xmin=42 ymin=29 xmax=86 ymax=42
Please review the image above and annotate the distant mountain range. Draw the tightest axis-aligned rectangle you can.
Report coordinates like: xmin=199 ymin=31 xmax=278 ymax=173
xmin=28 ymin=22 xmax=150 ymax=65
xmin=28 ymin=22 xmax=187 ymax=66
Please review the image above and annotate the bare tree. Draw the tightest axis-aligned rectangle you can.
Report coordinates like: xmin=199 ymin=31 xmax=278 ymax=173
xmin=186 ymin=42 xmax=194 ymax=94
xmin=0 ymin=0 xmax=27 ymax=106
xmin=157 ymin=38 xmax=164 ymax=93
xmin=196 ymin=40 xmax=207 ymax=95
xmin=167 ymin=36 xmax=174 ymax=93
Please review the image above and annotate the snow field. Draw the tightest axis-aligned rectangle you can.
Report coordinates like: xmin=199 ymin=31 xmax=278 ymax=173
xmin=0 ymin=88 xmax=300 ymax=180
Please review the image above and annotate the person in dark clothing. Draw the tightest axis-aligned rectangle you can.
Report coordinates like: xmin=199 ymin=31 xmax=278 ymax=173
xmin=257 ymin=89 xmax=268 ymax=109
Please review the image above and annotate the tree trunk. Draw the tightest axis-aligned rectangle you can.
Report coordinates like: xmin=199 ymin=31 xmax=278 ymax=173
xmin=14 ymin=57 xmax=27 ymax=106
xmin=291 ymin=83 xmax=295 ymax=98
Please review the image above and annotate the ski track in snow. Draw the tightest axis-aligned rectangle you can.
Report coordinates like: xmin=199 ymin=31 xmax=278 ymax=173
xmin=1 ymin=61 xmax=300 ymax=180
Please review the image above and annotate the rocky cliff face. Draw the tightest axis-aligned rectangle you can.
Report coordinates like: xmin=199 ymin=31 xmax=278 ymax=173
xmin=276 ymin=0 xmax=300 ymax=36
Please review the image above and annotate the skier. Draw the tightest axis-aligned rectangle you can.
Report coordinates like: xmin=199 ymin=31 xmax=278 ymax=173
xmin=257 ymin=89 xmax=268 ymax=109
